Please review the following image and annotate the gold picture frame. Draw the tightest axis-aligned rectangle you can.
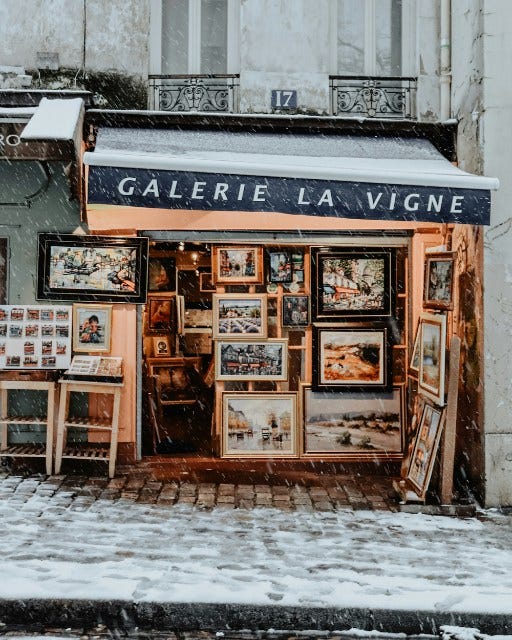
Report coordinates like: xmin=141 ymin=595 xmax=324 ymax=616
xmin=212 ymin=246 xmax=263 ymax=284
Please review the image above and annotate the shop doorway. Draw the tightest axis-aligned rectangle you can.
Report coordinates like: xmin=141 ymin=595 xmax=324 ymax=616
xmin=141 ymin=237 xmax=410 ymax=466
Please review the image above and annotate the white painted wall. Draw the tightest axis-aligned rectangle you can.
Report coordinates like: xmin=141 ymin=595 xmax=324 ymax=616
xmin=0 ymin=0 xmax=149 ymax=77
xmin=480 ymin=0 xmax=512 ymax=506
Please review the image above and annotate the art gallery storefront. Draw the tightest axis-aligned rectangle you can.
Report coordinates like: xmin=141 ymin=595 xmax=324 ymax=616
xmin=82 ymin=122 xmax=498 ymax=497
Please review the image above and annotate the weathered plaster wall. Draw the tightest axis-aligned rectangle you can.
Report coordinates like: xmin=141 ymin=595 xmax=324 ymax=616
xmin=480 ymin=0 xmax=512 ymax=506
xmin=239 ymin=0 xmax=332 ymax=113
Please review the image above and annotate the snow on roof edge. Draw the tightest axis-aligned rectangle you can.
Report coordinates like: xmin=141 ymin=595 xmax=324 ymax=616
xmin=83 ymin=149 xmax=500 ymax=191
xmin=20 ymin=97 xmax=84 ymax=141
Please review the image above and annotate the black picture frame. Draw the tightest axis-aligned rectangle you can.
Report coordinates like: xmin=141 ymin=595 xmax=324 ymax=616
xmin=312 ymin=323 xmax=392 ymax=392
xmin=148 ymin=257 xmax=176 ymax=292
xmin=311 ymin=247 xmax=395 ymax=321
xmin=37 ymin=233 xmax=149 ymax=303
xmin=0 ymin=238 xmax=8 ymax=304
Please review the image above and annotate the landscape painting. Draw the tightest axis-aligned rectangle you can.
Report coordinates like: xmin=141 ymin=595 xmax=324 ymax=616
xmin=222 ymin=392 xmax=297 ymax=458
xmin=212 ymin=246 xmax=263 ymax=284
xmin=213 ymin=294 xmax=267 ymax=339
xmin=312 ymin=248 xmax=394 ymax=320
xmin=313 ymin=326 xmax=388 ymax=391
xmin=418 ymin=313 xmax=446 ymax=405
xmin=303 ymin=385 xmax=403 ymax=455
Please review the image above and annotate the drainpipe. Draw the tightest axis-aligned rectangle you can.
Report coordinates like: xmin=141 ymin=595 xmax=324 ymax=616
xmin=440 ymin=0 xmax=452 ymax=121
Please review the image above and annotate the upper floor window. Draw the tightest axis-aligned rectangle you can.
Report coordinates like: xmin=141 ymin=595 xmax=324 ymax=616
xmin=336 ymin=0 xmax=415 ymax=76
xmin=151 ymin=0 xmax=239 ymax=75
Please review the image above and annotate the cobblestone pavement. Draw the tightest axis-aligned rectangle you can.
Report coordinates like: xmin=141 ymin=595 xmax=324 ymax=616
xmin=0 ymin=467 xmax=399 ymax=512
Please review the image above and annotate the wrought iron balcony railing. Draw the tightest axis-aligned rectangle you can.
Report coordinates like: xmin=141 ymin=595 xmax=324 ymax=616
xmin=330 ymin=76 xmax=417 ymax=120
xmin=148 ymin=74 xmax=240 ymax=113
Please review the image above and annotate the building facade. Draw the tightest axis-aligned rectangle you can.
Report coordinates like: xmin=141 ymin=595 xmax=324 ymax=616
xmin=0 ymin=1 xmax=509 ymax=506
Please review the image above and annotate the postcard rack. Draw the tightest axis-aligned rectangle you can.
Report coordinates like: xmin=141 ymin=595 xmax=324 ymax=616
xmin=0 ymin=371 xmax=58 ymax=475
xmin=54 ymin=378 xmax=123 ymax=478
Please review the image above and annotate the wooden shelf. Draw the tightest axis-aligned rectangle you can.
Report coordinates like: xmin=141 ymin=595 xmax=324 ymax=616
xmin=55 ymin=379 xmax=123 ymax=478
xmin=0 ymin=379 xmax=57 ymax=475
xmin=0 ymin=444 xmax=47 ymax=458
xmin=0 ymin=415 xmax=49 ymax=425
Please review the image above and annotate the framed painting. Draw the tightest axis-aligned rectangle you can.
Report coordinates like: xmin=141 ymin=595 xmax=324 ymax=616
xmin=409 ymin=321 xmax=421 ymax=375
xmin=418 ymin=312 xmax=447 ymax=405
xmin=424 ymin=252 xmax=455 ymax=310
xmin=282 ymin=295 xmax=309 ymax=328
xmin=312 ymin=324 xmax=390 ymax=391
xmin=72 ymin=303 xmax=112 ymax=353
xmin=302 ymin=383 xmax=404 ymax=456
xmin=148 ymin=257 xmax=176 ymax=292
xmin=199 ymin=271 xmax=216 ymax=292
xmin=145 ymin=295 xmax=175 ymax=334
xmin=222 ymin=392 xmax=298 ymax=458
xmin=268 ymin=251 xmax=292 ymax=283
xmin=215 ymin=339 xmax=288 ymax=381
xmin=311 ymin=247 xmax=395 ymax=321
xmin=406 ymin=402 xmax=445 ymax=496
xmin=213 ymin=294 xmax=267 ymax=339
xmin=152 ymin=335 xmax=171 ymax=357
xmin=37 ymin=233 xmax=149 ymax=303
xmin=212 ymin=246 xmax=263 ymax=284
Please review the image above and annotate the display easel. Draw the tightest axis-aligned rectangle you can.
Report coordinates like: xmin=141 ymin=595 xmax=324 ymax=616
xmin=0 ymin=371 xmax=58 ymax=476
xmin=54 ymin=357 xmax=124 ymax=478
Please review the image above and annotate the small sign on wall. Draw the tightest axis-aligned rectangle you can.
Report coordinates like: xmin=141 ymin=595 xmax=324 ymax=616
xmin=271 ymin=90 xmax=297 ymax=110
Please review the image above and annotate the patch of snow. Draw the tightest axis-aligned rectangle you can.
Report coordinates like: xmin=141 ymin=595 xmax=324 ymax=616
xmin=20 ymin=97 xmax=83 ymax=140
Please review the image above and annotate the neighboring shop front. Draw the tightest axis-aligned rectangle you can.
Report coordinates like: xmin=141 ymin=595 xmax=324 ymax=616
xmin=81 ymin=116 xmax=498 ymax=497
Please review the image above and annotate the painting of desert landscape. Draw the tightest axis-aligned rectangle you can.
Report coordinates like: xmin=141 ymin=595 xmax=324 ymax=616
xmin=304 ymin=387 xmax=402 ymax=454
xmin=223 ymin=393 xmax=297 ymax=457
xmin=317 ymin=328 xmax=385 ymax=387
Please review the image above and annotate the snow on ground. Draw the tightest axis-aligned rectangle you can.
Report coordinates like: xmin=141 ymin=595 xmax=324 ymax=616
xmin=1 ymin=482 xmax=512 ymax=614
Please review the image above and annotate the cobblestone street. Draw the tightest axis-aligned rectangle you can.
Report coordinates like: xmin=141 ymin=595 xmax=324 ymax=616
xmin=0 ymin=468 xmax=399 ymax=512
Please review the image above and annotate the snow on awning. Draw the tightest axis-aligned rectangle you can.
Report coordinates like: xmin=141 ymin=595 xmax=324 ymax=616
xmin=84 ymin=128 xmax=499 ymax=225
xmin=20 ymin=97 xmax=84 ymax=141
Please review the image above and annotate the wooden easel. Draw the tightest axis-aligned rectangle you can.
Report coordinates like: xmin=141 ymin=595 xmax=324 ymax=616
xmin=395 ymin=335 xmax=461 ymax=503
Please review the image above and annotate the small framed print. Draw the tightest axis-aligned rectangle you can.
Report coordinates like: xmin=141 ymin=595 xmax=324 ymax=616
xmin=282 ymin=295 xmax=309 ymax=328
xmin=148 ymin=257 xmax=176 ymax=292
xmin=418 ymin=312 xmax=447 ymax=406
xmin=312 ymin=324 xmax=390 ymax=391
xmin=222 ymin=392 xmax=298 ymax=458
xmin=268 ymin=251 xmax=292 ymax=283
xmin=406 ymin=402 xmax=445 ymax=496
xmin=212 ymin=246 xmax=263 ymax=284
xmin=145 ymin=295 xmax=175 ymax=334
xmin=424 ymin=252 xmax=455 ymax=310
xmin=72 ymin=303 xmax=112 ymax=354
xmin=213 ymin=294 xmax=267 ymax=339
xmin=302 ymin=384 xmax=404 ymax=457
xmin=215 ymin=339 xmax=288 ymax=381
xmin=311 ymin=247 xmax=395 ymax=321
xmin=153 ymin=336 xmax=171 ymax=357
xmin=199 ymin=272 xmax=216 ymax=292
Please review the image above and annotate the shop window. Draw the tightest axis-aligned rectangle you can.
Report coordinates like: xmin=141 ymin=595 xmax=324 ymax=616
xmin=152 ymin=0 xmax=240 ymax=75
xmin=336 ymin=0 xmax=414 ymax=76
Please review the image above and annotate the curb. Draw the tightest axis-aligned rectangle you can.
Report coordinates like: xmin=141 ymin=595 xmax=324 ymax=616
xmin=0 ymin=601 xmax=511 ymax=636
